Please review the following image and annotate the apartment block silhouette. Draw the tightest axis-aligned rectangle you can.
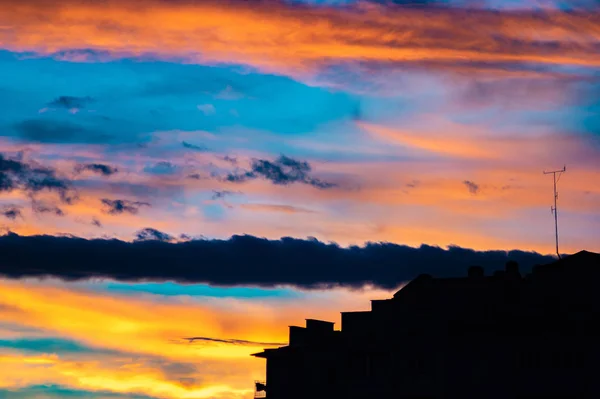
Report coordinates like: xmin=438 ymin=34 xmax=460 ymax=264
xmin=253 ymin=251 xmax=600 ymax=399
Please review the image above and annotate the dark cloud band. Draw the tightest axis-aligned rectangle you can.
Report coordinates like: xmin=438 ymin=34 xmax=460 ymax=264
xmin=0 ymin=232 xmax=556 ymax=289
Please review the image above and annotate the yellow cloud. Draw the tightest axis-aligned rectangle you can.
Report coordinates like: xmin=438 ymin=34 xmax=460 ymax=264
xmin=0 ymin=278 xmax=393 ymax=398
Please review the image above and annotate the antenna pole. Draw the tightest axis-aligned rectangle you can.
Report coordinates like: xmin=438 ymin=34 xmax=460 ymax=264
xmin=552 ymin=172 xmax=559 ymax=258
xmin=543 ymin=166 xmax=566 ymax=259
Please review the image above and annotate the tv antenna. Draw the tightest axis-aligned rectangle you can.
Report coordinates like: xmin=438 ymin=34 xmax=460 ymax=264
xmin=543 ymin=165 xmax=566 ymax=259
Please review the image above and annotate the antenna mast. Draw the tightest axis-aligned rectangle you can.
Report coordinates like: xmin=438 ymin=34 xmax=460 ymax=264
xmin=543 ymin=165 xmax=566 ymax=259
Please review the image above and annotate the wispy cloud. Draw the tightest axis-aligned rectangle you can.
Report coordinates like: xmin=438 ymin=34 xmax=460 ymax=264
xmin=134 ymin=227 xmax=175 ymax=242
xmin=182 ymin=141 xmax=209 ymax=152
xmin=183 ymin=336 xmax=285 ymax=347
xmin=225 ymin=155 xmax=336 ymax=189
xmin=143 ymin=162 xmax=180 ymax=176
xmin=101 ymin=199 xmax=151 ymax=215
xmin=211 ymin=190 xmax=240 ymax=200
xmin=463 ymin=180 xmax=480 ymax=195
xmin=47 ymin=95 xmax=94 ymax=111
xmin=0 ymin=153 xmax=77 ymax=204
xmin=74 ymin=163 xmax=119 ymax=177
xmin=197 ymin=104 xmax=216 ymax=115
xmin=1 ymin=205 xmax=23 ymax=220
xmin=31 ymin=200 xmax=65 ymax=216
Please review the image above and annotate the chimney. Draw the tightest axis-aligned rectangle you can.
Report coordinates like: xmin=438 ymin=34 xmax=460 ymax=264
xmin=289 ymin=326 xmax=307 ymax=347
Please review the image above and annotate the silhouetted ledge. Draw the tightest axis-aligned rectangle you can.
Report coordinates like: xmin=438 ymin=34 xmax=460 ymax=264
xmin=534 ymin=250 xmax=600 ymax=274
xmin=252 ymin=250 xmax=600 ymax=399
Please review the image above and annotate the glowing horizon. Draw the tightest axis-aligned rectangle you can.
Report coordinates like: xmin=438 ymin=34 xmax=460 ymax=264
xmin=1 ymin=0 xmax=599 ymax=397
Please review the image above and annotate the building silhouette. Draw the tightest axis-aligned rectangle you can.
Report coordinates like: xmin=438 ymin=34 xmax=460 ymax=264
xmin=252 ymin=250 xmax=600 ymax=399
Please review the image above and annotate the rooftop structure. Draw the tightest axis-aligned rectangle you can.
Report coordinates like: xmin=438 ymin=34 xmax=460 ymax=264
xmin=252 ymin=250 xmax=600 ymax=399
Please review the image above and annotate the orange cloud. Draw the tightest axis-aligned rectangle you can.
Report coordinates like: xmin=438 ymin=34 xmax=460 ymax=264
xmin=240 ymin=203 xmax=317 ymax=214
xmin=1 ymin=1 xmax=599 ymax=78
xmin=358 ymin=122 xmax=494 ymax=159
xmin=355 ymin=119 xmax=590 ymax=162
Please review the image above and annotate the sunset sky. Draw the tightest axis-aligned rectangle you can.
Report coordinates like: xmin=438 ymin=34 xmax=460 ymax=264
xmin=0 ymin=0 xmax=599 ymax=397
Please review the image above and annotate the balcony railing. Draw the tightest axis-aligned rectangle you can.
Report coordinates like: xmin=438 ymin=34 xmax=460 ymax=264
xmin=254 ymin=381 xmax=267 ymax=398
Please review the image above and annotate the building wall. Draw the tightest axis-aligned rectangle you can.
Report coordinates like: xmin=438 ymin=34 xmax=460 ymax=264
xmin=259 ymin=255 xmax=600 ymax=398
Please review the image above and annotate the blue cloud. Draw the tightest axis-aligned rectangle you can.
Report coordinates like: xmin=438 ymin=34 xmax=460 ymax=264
xmin=0 ymin=386 xmax=158 ymax=399
xmin=575 ymin=82 xmax=600 ymax=139
xmin=143 ymin=161 xmax=180 ymax=175
xmin=202 ymin=203 xmax=227 ymax=221
xmin=0 ymin=51 xmax=359 ymax=147
xmin=101 ymin=281 xmax=301 ymax=299
xmin=12 ymin=119 xmax=110 ymax=144
xmin=47 ymin=96 xmax=94 ymax=110
xmin=0 ymin=337 xmax=108 ymax=355
xmin=182 ymin=141 xmax=209 ymax=151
